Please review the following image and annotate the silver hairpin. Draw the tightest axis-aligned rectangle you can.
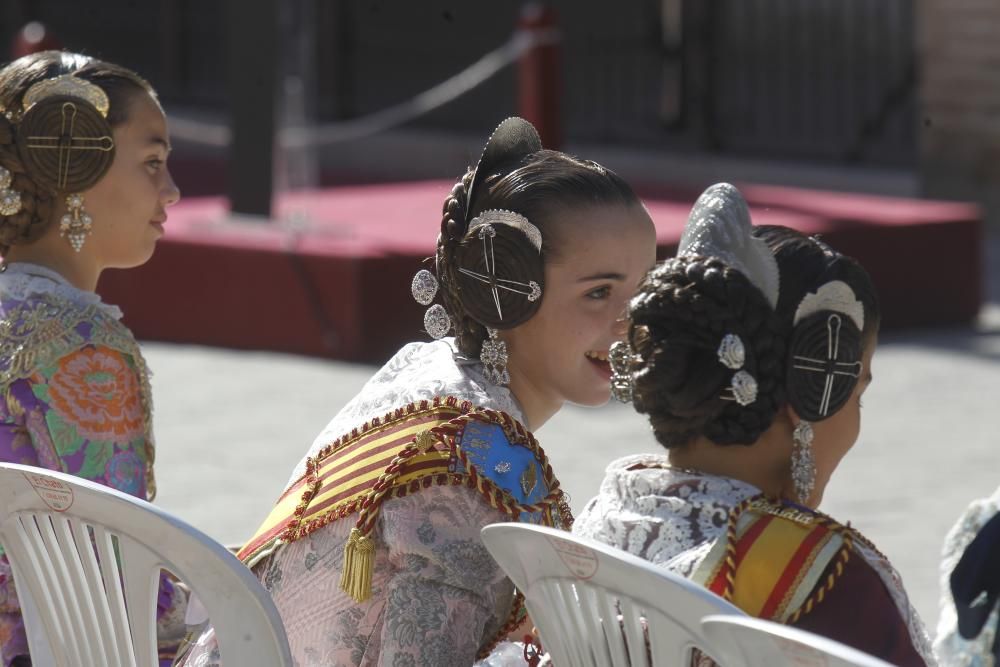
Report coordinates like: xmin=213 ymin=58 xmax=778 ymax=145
xmin=718 ymin=333 xmax=757 ymax=406
xmin=729 ymin=370 xmax=759 ymax=406
xmin=717 ymin=334 xmax=746 ymax=370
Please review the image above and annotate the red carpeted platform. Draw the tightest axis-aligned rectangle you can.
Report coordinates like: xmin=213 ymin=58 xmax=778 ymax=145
xmin=96 ymin=181 xmax=982 ymax=362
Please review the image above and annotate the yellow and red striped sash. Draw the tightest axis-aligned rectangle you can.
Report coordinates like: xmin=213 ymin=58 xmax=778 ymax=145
xmin=696 ymin=497 xmax=852 ymax=624
xmin=237 ymin=396 xmax=570 ymax=597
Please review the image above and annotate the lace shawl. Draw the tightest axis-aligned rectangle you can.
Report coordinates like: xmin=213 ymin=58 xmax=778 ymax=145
xmin=574 ymin=453 xmax=936 ymax=665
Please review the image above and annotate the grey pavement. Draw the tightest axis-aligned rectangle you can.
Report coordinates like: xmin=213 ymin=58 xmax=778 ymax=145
xmin=147 ymin=241 xmax=1000 ymax=635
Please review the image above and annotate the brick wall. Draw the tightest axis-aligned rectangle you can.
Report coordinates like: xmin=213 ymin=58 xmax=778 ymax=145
xmin=918 ymin=0 xmax=1000 ymax=220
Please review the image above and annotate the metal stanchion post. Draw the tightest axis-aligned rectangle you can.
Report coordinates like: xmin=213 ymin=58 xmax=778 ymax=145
xmin=517 ymin=3 xmax=562 ymax=150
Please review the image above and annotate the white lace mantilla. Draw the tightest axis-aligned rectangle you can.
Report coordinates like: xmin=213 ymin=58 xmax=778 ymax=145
xmin=0 ymin=262 xmax=122 ymax=319
xmin=574 ymin=453 xmax=936 ymax=665
xmin=286 ymin=338 xmax=524 ymax=489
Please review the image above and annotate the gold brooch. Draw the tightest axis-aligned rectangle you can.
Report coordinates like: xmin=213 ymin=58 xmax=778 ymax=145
xmin=520 ymin=462 xmax=538 ymax=497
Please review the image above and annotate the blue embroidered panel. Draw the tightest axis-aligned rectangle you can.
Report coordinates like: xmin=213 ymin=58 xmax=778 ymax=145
xmin=454 ymin=421 xmax=548 ymax=511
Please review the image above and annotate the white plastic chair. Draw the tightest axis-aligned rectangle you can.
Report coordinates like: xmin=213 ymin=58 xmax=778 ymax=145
xmin=701 ymin=614 xmax=896 ymax=667
xmin=480 ymin=522 xmax=745 ymax=667
xmin=0 ymin=462 xmax=292 ymax=666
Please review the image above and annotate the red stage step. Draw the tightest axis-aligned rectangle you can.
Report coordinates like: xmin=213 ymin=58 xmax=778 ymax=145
xmin=96 ymin=181 xmax=982 ymax=362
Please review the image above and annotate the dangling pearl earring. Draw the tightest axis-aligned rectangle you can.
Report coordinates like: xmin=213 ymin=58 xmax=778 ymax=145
xmin=60 ymin=194 xmax=93 ymax=252
xmin=791 ymin=421 xmax=816 ymax=504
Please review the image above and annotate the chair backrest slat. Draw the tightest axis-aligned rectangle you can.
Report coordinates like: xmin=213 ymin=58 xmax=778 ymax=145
xmin=71 ymin=520 xmax=124 ymax=666
xmin=94 ymin=525 xmax=140 ymax=667
xmin=481 ymin=523 xmax=746 ymax=667
xmin=51 ymin=514 xmax=102 ymax=665
xmin=0 ymin=463 xmax=291 ymax=667
xmin=8 ymin=517 xmax=66 ymax=665
xmin=594 ymin=587 xmax=630 ymax=667
xmin=118 ymin=534 xmax=162 ymax=666
xmin=576 ymin=585 xmax=613 ymax=666
xmin=28 ymin=514 xmax=88 ymax=665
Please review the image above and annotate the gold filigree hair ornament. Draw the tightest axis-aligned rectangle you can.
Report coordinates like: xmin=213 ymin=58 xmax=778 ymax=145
xmin=17 ymin=74 xmax=115 ymax=194
xmin=2 ymin=74 xmax=118 ymax=252
xmin=21 ymin=74 xmax=111 ymax=119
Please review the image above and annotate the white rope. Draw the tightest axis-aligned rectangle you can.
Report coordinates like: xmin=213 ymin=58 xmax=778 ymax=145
xmin=167 ymin=27 xmax=559 ymax=149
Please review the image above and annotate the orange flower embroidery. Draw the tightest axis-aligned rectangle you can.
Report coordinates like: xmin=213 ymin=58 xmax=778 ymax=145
xmin=47 ymin=347 xmax=145 ymax=445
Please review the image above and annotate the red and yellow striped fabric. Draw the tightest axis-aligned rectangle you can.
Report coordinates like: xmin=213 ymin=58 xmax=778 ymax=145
xmin=697 ymin=497 xmax=852 ymax=624
xmin=237 ymin=399 xmax=462 ymax=567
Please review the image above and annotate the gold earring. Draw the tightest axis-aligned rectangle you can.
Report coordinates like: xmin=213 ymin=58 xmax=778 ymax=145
xmin=60 ymin=193 xmax=92 ymax=252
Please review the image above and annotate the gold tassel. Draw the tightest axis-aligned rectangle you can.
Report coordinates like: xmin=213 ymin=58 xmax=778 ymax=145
xmin=340 ymin=527 xmax=375 ymax=602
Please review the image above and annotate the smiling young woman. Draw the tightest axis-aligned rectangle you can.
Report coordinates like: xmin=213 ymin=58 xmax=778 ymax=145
xmin=176 ymin=118 xmax=656 ymax=667
xmin=0 ymin=51 xmax=182 ymax=667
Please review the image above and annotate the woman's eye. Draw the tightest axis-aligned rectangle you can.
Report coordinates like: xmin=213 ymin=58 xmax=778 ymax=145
xmin=586 ymin=286 xmax=611 ymax=300
xmin=146 ymin=159 xmax=164 ymax=170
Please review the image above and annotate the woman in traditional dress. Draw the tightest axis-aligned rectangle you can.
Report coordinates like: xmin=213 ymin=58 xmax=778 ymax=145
xmin=177 ymin=117 xmax=656 ymax=666
xmin=575 ymin=183 xmax=934 ymax=665
xmin=0 ymin=51 xmax=182 ymax=667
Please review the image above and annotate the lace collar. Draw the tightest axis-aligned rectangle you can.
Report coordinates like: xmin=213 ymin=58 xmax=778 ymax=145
xmin=575 ymin=454 xmax=935 ymax=664
xmin=0 ymin=262 xmax=122 ymax=320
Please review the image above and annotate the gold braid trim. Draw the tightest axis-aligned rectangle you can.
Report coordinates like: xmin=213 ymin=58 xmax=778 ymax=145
xmin=0 ymin=292 xmax=156 ymax=498
xmin=786 ymin=530 xmax=853 ymax=624
xmin=718 ymin=495 xmax=855 ymax=624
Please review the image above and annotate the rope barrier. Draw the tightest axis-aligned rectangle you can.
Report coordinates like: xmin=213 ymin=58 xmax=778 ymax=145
xmin=167 ymin=27 xmax=559 ymax=149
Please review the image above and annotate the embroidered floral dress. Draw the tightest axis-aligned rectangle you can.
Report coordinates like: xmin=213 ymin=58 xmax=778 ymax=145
xmin=573 ymin=453 xmax=936 ymax=666
xmin=0 ymin=263 xmax=183 ymax=667
xmin=178 ymin=340 xmax=565 ymax=667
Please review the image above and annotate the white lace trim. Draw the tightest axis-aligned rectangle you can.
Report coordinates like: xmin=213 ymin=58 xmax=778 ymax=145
xmin=285 ymin=338 xmax=524 ymax=489
xmin=0 ymin=262 xmax=122 ymax=319
xmin=573 ymin=454 xmax=758 ymax=577
xmin=574 ymin=455 xmax=935 ymax=663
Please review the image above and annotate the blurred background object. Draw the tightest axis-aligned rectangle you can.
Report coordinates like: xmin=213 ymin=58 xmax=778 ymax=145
xmin=0 ymin=0 xmax=990 ymax=360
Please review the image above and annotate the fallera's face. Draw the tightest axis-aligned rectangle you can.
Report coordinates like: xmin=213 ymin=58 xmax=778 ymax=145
xmin=81 ymin=91 xmax=180 ymax=269
xmin=504 ymin=204 xmax=657 ymax=409
xmin=807 ymin=334 xmax=876 ymax=505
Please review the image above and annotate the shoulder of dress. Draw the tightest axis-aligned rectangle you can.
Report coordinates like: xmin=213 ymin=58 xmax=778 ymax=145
xmin=696 ymin=495 xmax=854 ymax=623
xmin=0 ymin=291 xmax=144 ymax=389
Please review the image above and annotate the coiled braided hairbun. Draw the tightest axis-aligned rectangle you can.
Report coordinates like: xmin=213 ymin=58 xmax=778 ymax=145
xmin=628 ymin=255 xmax=786 ymax=447
xmin=0 ymin=114 xmax=56 ymax=253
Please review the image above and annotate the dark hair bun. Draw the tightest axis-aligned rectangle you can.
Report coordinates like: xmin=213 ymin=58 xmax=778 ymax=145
xmin=452 ymin=218 xmax=544 ymax=330
xmin=629 ymin=256 xmax=785 ymax=447
xmin=785 ymin=311 xmax=863 ymax=421
xmin=16 ymin=95 xmax=114 ymax=193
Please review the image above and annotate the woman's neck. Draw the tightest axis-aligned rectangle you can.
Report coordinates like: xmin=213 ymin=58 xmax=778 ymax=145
xmin=667 ymin=424 xmax=795 ymax=499
xmin=3 ymin=242 xmax=100 ymax=292
xmin=506 ymin=368 xmax=561 ymax=432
